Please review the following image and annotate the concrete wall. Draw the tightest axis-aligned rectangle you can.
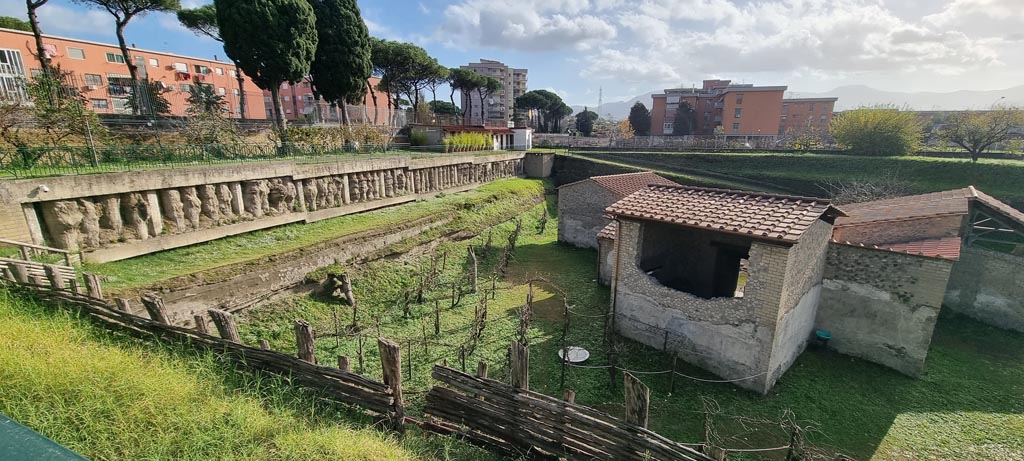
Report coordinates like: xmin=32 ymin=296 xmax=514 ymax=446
xmin=833 ymin=215 xmax=964 ymax=245
xmin=816 ymin=243 xmax=953 ymax=376
xmin=557 ymin=181 xmax=620 ymax=249
xmin=524 ymin=152 xmax=554 ymax=178
xmin=767 ymin=219 xmax=832 ymax=386
xmin=611 ymin=219 xmax=795 ymax=393
xmin=598 ymin=236 xmax=615 ymax=285
xmin=945 ymin=246 xmax=1024 ymax=332
xmin=0 ymin=153 xmax=525 ymax=262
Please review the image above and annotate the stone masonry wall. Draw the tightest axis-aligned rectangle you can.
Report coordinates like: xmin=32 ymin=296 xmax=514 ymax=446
xmin=612 ymin=219 xmax=790 ymax=393
xmin=598 ymin=236 xmax=615 ymax=285
xmin=0 ymin=153 xmax=525 ymax=262
xmin=944 ymin=246 xmax=1024 ymax=332
xmin=767 ymin=218 xmax=833 ymax=386
xmin=557 ymin=181 xmax=621 ymax=249
xmin=816 ymin=243 xmax=953 ymax=376
xmin=833 ymin=215 xmax=964 ymax=245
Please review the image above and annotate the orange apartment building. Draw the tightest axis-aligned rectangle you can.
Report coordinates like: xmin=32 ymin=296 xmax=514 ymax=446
xmin=0 ymin=27 xmax=266 ymax=119
xmin=779 ymin=97 xmax=837 ymax=134
xmin=265 ymin=77 xmax=393 ymax=124
xmin=650 ymin=80 xmax=837 ymax=138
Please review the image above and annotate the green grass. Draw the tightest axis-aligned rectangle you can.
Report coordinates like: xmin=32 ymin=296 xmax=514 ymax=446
xmin=572 ymin=151 xmax=1024 ymax=208
xmin=85 ymin=178 xmax=545 ymax=292
xmin=240 ymin=193 xmax=1024 ymax=460
xmin=0 ymin=288 xmax=494 ymax=461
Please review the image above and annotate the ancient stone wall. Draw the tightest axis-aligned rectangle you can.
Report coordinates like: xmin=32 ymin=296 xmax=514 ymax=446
xmin=944 ymin=246 xmax=1024 ymax=332
xmin=816 ymin=243 xmax=953 ymax=376
xmin=557 ymin=181 xmax=621 ymax=249
xmin=2 ymin=153 xmax=525 ymax=262
xmin=832 ymin=215 xmax=964 ymax=246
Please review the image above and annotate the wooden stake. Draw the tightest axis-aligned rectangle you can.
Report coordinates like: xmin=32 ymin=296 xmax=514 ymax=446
xmin=377 ymin=337 xmax=405 ymax=433
xmin=193 ymin=314 xmax=208 ymax=334
xmin=563 ymin=389 xmax=575 ymax=403
xmin=208 ymin=308 xmax=241 ymax=343
xmin=459 ymin=345 xmax=466 ymax=372
xmin=259 ymin=339 xmax=270 ymax=350
xmin=8 ymin=262 xmax=28 ymax=284
xmin=433 ymin=300 xmax=440 ymax=336
xmin=477 ymin=360 xmax=488 ymax=379
xmin=338 ymin=355 xmax=351 ymax=372
xmin=83 ymin=273 xmax=102 ymax=299
xmin=510 ymin=340 xmax=529 ymax=390
xmin=624 ymin=372 xmax=650 ymax=429
xmin=114 ymin=297 xmax=132 ymax=313
xmin=357 ymin=335 xmax=365 ymax=373
xmin=670 ymin=355 xmax=678 ymax=394
xmin=467 ymin=245 xmax=478 ymax=293
xmin=43 ymin=264 xmax=65 ymax=290
xmin=295 ymin=320 xmax=316 ymax=364
xmin=140 ymin=292 xmax=170 ymax=324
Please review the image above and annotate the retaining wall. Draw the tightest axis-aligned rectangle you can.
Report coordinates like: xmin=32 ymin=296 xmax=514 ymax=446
xmin=944 ymin=246 xmax=1024 ymax=333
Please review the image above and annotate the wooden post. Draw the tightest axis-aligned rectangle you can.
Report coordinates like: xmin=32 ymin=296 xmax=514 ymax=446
xmin=338 ymin=355 xmax=351 ymax=372
xmin=19 ymin=246 xmax=30 ymax=260
xmin=377 ymin=338 xmax=405 ymax=433
xmin=563 ymin=389 xmax=575 ymax=403
xmin=259 ymin=339 xmax=270 ymax=350
xmin=477 ymin=360 xmax=488 ymax=379
xmin=9 ymin=262 xmax=30 ymax=284
xmin=43 ymin=264 xmax=65 ymax=290
xmin=193 ymin=314 xmax=208 ymax=334
xmin=295 ymin=320 xmax=316 ymax=364
xmin=624 ymin=372 xmax=650 ymax=428
xmin=467 ymin=246 xmax=478 ymax=293
xmin=341 ymin=272 xmax=357 ymax=327
xmin=208 ymin=308 xmax=241 ymax=343
xmin=458 ymin=345 xmax=466 ymax=372
xmin=670 ymin=355 xmax=678 ymax=394
xmin=560 ymin=298 xmax=570 ymax=393
xmin=510 ymin=340 xmax=529 ymax=390
xmin=114 ymin=298 xmax=132 ymax=313
xmin=357 ymin=335 xmax=365 ymax=373
xmin=1 ymin=266 xmax=14 ymax=282
xmin=140 ymin=292 xmax=170 ymax=324
xmin=83 ymin=273 xmax=102 ymax=299
xmin=433 ymin=300 xmax=440 ymax=336
xmin=406 ymin=340 xmax=412 ymax=378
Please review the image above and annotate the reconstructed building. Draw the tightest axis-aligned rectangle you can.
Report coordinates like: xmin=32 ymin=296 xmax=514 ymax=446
xmin=0 ymin=28 xmax=265 ymax=119
xmin=604 ymin=185 xmax=843 ymax=393
xmin=557 ymin=172 xmax=679 ymax=253
xmin=650 ymin=80 xmax=837 ymax=138
xmin=460 ymin=59 xmax=527 ymax=126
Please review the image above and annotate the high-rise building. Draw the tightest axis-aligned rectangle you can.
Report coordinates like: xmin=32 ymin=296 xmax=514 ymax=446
xmin=650 ymin=80 xmax=837 ymax=138
xmin=460 ymin=59 xmax=527 ymax=126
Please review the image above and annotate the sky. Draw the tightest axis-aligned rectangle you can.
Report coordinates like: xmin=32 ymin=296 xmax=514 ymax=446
xmin=4 ymin=0 xmax=1023 ymax=107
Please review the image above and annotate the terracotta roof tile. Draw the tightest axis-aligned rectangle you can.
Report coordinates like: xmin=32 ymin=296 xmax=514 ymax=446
xmin=835 ymin=188 xmax=974 ymax=227
xmin=832 ymin=237 xmax=962 ymax=260
xmin=606 ymin=185 xmax=843 ymax=243
xmin=558 ymin=171 xmax=681 ymax=197
xmin=597 ymin=221 xmax=617 ymax=241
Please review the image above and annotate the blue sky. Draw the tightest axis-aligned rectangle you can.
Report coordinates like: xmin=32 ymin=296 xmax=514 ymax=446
xmin=5 ymin=0 xmax=1023 ymax=107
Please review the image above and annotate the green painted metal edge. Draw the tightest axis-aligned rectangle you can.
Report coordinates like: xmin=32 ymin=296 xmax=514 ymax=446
xmin=0 ymin=414 xmax=91 ymax=461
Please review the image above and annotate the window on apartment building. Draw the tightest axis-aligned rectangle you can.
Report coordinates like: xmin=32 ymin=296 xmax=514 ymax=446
xmin=703 ymin=112 xmax=710 ymax=121
xmin=734 ymin=108 xmax=742 ymax=118
xmin=302 ymin=82 xmax=311 ymax=88
xmin=736 ymin=94 xmax=743 ymax=105
xmin=215 ymin=67 xmax=223 ymax=75
xmin=282 ymin=82 xmax=289 ymax=89
xmin=179 ymin=83 xmax=193 ymax=92
xmin=218 ymin=87 xmax=226 ymax=95
xmin=67 ymin=47 xmax=85 ymax=60
xmin=266 ymin=109 xmax=273 ymax=118
xmin=105 ymin=52 xmax=125 ymax=64
xmin=283 ymin=95 xmax=290 ymax=102
xmin=149 ymin=58 xmax=158 ymax=67
xmin=285 ymin=108 xmax=292 ymax=114
xmin=194 ymin=65 xmax=211 ymax=74
xmin=111 ymin=97 xmax=130 ymax=113
xmin=174 ymin=62 xmax=188 ymax=72
xmin=781 ymin=115 xmax=787 ymax=122
xmin=732 ymin=122 xmax=740 ymax=133
xmin=230 ymin=69 xmax=237 ymax=78
xmin=809 ymin=102 xmax=815 ymax=111
xmin=782 ymin=103 xmax=789 ymax=113
xmin=90 ymin=98 xmax=109 ymax=109
xmin=263 ymin=95 xmax=271 ymax=103
xmin=29 ymin=68 xmax=42 ymax=78
xmin=820 ymin=115 xmax=827 ymax=124
xmin=83 ymin=74 xmax=102 ymax=86
xmin=233 ymin=89 xmax=239 ymax=96
xmin=663 ymin=123 xmax=674 ymax=133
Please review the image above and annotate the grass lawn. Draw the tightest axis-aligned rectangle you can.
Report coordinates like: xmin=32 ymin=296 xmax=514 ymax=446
xmin=240 ymin=193 xmax=1024 ymax=460
xmin=84 ymin=178 xmax=545 ymax=292
xmin=572 ymin=151 xmax=1024 ymax=208
xmin=0 ymin=288 xmax=494 ymax=461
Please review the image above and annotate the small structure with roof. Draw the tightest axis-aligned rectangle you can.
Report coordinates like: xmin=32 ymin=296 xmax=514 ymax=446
xmin=817 ymin=186 xmax=1024 ymax=376
xmin=557 ymin=172 xmax=680 ymax=251
xmin=605 ymin=185 xmax=843 ymax=394
xmin=408 ymin=124 xmax=533 ymax=151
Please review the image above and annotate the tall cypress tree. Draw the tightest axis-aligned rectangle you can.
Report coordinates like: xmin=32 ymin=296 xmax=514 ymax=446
xmin=215 ymin=0 xmax=317 ymax=131
xmin=307 ymin=0 xmax=371 ymax=125
xmin=628 ymin=102 xmax=651 ymax=136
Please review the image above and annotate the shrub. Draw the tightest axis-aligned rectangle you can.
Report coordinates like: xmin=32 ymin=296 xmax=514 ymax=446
xmin=409 ymin=131 xmax=428 ymax=146
xmin=830 ymin=106 xmax=923 ymax=156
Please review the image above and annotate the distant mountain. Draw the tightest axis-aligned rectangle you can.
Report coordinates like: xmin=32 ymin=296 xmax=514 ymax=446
xmin=573 ymin=85 xmax=1024 ymax=118
xmin=786 ymin=85 xmax=1024 ymax=111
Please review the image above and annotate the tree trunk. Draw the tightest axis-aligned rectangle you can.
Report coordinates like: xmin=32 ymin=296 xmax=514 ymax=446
xmin=449 ymin=87 xmax=458 ymax=123
xmin=477 ymin=88 xmax=485 ymax=125
xmin=270 ymin=85 xmax=286 ymax=133
xmin=233 ymin=61 xmax=246 ymax=119
xmin=341 ymin=102 xmax=350 ymax=126
xmin=368 ymin=80 xmax=379 ymax=125
xmin=27 ymin=0 xmax=51 ymax=78
xmin=463 ymin=90 xmax=472 ymax=126
xmin=114 ymin=21 xmax=138 ymax=89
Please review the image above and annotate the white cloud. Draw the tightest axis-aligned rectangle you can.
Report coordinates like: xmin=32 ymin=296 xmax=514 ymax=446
xmin=438 ymin=0 xmax=616 ymax=50
xmin=31 ymin=2 xmax=113 ymax=36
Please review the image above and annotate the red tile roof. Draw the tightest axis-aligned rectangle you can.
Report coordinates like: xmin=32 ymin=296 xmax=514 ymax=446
xmin=558 ymin=171 xmax=681 ymax=197
xmin=597 ymin=221 xmax=617 ymax=241
xmin=439 ymin=125 xmax=513 ymax=134
xmin=606 ymin=185 xmax=843 ymax=243
xmin=835 ymin=188 xmax=973 ymax=227
xmin=832 ymin=237 xmax=962 ymax=260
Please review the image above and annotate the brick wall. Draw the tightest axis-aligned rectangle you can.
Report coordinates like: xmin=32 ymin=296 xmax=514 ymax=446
xmin=816 ymin=243 xmax=953 ymax=376
xmin=833 ymin=215 xmax=964 ymax=245
xmin=945 ymin=246 xmax=1024 ymax=332
xmin=557 ymin=181 xmax=620 ymax=249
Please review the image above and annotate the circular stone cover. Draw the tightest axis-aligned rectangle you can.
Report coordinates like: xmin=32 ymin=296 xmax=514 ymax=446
xmin=558 ymin=346 xmax=590 ymax=363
